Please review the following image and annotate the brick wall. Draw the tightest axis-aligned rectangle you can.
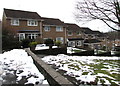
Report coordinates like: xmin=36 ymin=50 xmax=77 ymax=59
xmin=42 ymin=26 xmax=67 ymax=44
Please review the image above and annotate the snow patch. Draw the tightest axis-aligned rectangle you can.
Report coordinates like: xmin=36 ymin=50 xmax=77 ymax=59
xmin=0 ymin=49 xmax=49 ymax=85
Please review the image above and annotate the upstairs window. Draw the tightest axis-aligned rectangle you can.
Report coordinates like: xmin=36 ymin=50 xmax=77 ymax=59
xmin=27 ymin=20 xmax=38 ymax=26
xmin=68 ymin=31 xmax=73 ymax=36
xmin=56 ymin=26 xmax=63 ymax=32
xmin=76 ymin=31 xmax=81 ymax=36
xmin=44 ymin=26 xmax=51 ymax=31
xmin=11 ymin=19 xmax=19 ymax=26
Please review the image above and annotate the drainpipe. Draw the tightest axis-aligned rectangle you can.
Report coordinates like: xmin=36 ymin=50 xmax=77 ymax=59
xmin=40 ymin=20 xmax=43 ymax=39
xmin=64 ymin=27 xmax=67 ymax=44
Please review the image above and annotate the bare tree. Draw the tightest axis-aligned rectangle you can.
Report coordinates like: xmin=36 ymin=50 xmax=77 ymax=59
xmin=75 ymin=0 xmax=120 ymax=31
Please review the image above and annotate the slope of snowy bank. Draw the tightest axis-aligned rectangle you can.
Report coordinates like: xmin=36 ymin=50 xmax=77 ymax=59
xmin=0 ymin=49 xmax=49 ymax=85
xmin=42 ymin=54 xmax=120 ymax=85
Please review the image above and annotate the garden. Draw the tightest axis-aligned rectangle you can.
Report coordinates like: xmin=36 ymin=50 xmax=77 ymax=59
xmin=42 ymin=54 xmax=120 ymax=86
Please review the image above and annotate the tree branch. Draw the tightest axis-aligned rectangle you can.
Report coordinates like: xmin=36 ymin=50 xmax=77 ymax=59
xmin=75 ymin=0 xmax=120 ymax=31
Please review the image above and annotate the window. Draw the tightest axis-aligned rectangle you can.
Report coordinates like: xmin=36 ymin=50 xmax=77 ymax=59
xmin=11 ymin=19 xmax=19 ymax=26
xmin=18 ymin=33 xmax=25 ymax=41
xmin=68 ymin=41 xmax=75 ymax=47
xmin=44 ymin=26 xmax=51 ymax=31
xmin=56 ymin=26 xmax=63 ymax=32
xmin=76 ymin=31 xmax=81 ymax=36
xmin=68 ymin=31 xmax=73 ymax=36
xmin=27 ymin=20 xmax=38 ymax=26
xmin=26 ymin=33 xmax=39 ymax=39
xmin=43 ymin=38 xmax=49 ymax=41
xmin=76 ymin=41 xmax=82 ymax=46
xmin=56 ymin=37 xmax=64 ymax=43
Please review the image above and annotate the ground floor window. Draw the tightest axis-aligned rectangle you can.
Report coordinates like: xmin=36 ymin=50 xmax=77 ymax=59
xmin=56 ymin=37 xmax=64 ymax=44
xmin=19 ymin=33 xmax=25 ymax=41
xmin=18 ymin=33 xmax=39 ymax=41
xmin=26 ymin=33 xmax=39 ymax=40
xmin=76 ymin=41 xmax=82 ymax=46
xmin=68 ymin=41 xmax=83 ymax=47
xmin=68 ymin=41 xmax=75 ymax=47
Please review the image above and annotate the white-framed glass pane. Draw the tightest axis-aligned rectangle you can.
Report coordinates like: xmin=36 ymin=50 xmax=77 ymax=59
xmin=56 ymin=26 xmax=63 ymax=32
xmin=27 ymin=20 xmax=38 ymax=26
xmin=76 ymin=41 xmax=82 ymax=46
xmin=26 ymin=33 xmax=39 ymax=40
xmin=68 ymin=41 xmax=75 ymax=47
xmin=56 ymin=37 xmax=64 ymax=43
xmin=76 ymin=31 xmax=81 ymax=35
xmin=11 ymin=19 xmax=19 ymax=26
xmin=44 ymin=26 xmax=51 ymax=31
xmin=19 ymin=33 xmax=25 ymax=41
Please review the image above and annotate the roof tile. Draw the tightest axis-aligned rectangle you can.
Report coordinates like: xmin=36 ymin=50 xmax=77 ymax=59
xmin=4 ymin=8 xmax=41 ymax=19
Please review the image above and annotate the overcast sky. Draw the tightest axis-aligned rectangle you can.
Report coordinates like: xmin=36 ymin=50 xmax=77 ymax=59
xmin=0 ymin=0 xmax=111 ymax=32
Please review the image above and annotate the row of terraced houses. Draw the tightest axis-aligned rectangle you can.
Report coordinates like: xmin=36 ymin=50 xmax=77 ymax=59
xmin=2 ymin=8 xmax=120 ymax=50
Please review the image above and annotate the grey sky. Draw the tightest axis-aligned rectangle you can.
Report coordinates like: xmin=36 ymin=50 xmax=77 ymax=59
xmin=0 ymin=0 xmax=111 ymax=32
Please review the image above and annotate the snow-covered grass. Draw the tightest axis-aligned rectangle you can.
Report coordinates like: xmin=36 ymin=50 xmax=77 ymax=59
xmin=0 ymin=49 xmax=49 ymax=85
xmin=35 ymin=44 xmax=57 ymax=50
xmin=42 ymin=54 xmax=120 ymax=85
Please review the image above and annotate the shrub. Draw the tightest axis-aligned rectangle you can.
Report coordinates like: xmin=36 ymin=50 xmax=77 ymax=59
xmin=44 ymin=39 xmax=54 ymax=46
xmin=2 ymin=29 xmax=21 ymax=51
xmin=21 ymin=39 xmax=31 ymax=48
xmin=29 ymin=42 xmax=38 ymax=47
xmin=55 ymin=41 xmax=62 ymax=47
xmin=2 ymin=37 xmax=21 ymax=50
xmin=102 ymin=46 xmax=106 ymax=51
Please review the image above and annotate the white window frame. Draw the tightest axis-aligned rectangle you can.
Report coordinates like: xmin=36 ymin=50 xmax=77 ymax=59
xmin=68 ymin=31 xmax=73 ymax=36
xmin=11 ymin=19 xmax=19 ymax=26
xmin=56 ymin=37 xmax=64 ymax=44
xmin=27 ymin=20 xmax=38 ymax=26
xmin=76 ymin=41 xmax=82 ymax=46
xmin=56 ymin=26 xmax=63 ymax=32
xmin=68 ymin=41 xmax=75 ymax=47
xmin=76 ymin=31 xmax=81 ymax=36
xmin=18 ymin=33 xmax=25 ymax=41
xmin=26 ymin=33 xmax=39 ymax=39
xmin=44 ymin=26 xmax=51 ymax=31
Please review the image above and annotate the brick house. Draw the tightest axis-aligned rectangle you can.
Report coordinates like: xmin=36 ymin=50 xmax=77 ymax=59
xmin=2 ymin=8 xmax=42 ymax=41
xmin=65 ymin=23 xmax=84 ymax=47
xmin=2 ymin=8 xmax=67 ymax=44
xmin=2 ymin=8 xmax=109 ymax=49
xmin=41 ymin=17 xmax=67 ymax=44
xmin=82 ymin=28 xmax=106 ymax=49
xmin=82 ymin=27 xmax=97 ymax=39
xmin=65 ymin=23 xmax=105 ymax=49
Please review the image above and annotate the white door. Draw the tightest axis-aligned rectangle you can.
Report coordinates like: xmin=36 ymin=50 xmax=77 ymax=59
xmin=19 ymin=33 xmax=25 ymax=41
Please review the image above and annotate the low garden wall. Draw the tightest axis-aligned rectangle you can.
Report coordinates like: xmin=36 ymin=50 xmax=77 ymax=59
xmin=32 ymin=47 xmax=67 ymax=55
xmin=25 ymin=48 xmax=74 ymax=86
xmin=70 ymin=50 xmax=94 ymax=56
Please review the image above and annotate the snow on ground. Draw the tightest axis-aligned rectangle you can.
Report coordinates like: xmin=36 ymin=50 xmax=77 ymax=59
xmin=35 ymin=44 xmax=57 ymax=50
xmin=0 ymin=49 xmax=49 ymax=85
xmin=67 ymin=47 xmax=86 ymax=54
xmin=42 ymin=54 xmax=120 ymax=85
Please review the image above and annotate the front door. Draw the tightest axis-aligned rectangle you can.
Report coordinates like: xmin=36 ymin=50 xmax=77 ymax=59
xmin=19 ymin=33 xmax=25 ymax=41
